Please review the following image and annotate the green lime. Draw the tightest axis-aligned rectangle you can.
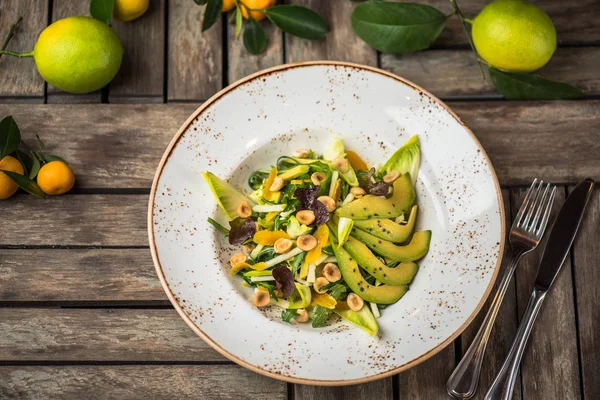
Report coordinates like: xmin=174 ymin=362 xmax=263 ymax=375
xmin=472 ymin=0 xmax=556 ymax=73
xmin=33 ymin=17 xmax=123 ymax=94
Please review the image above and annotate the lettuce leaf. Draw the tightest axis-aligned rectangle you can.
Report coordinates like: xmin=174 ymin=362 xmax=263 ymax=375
xmin=381 ymin=135 xmax=420 ymax=186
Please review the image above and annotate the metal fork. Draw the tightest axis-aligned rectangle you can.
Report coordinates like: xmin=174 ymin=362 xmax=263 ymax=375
xmin=447 ymin=179 xmax=557 ymax=399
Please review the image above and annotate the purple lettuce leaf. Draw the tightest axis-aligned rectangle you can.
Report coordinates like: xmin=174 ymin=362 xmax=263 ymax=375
xmin=272 ymin=265 xmax=295 ymax=299
xmin=228 ymin=218 xmax=256 ymax=245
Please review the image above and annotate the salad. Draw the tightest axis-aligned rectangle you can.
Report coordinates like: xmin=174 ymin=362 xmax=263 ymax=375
xmin=203 ymin=135 xmax=431 ymax=336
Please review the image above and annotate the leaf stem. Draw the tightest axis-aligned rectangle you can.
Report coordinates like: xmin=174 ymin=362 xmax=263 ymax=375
xmin=464 ymin=17 xmax=474 ymax=24
xmin=0 ymin=50 xmax=34 ymax=58
xmin=449 ymin=0 xmax=484 ymax=79
xmin=1 ymin=16 xmax=23 ymax=58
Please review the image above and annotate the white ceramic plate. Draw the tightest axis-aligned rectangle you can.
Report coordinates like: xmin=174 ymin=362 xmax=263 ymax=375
xmin=149 ymin=62 xmax=505 ymax=385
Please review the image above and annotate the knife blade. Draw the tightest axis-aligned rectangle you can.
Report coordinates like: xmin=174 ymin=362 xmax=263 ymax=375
xmin=535 ymin=178 xmax=594 ymax=291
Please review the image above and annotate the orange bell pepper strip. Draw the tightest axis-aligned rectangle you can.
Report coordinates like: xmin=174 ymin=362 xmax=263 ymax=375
xmin=305 ymin=224 xmax=329 ymax=264
xmin=253 ymin=230 xmax=290 ymax=246
xmin=262 ymin=167 xmax=278 ymax=201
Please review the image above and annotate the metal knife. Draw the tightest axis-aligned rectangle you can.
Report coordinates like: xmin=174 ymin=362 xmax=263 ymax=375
xmin=485 ymin=178 xmax=595 ymax=400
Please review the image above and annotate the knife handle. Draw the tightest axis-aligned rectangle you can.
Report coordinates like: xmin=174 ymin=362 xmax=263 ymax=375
xmin=485 ymin=287 xmax=546 ymax=400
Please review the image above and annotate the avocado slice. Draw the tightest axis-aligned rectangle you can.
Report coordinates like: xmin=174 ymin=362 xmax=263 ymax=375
xmin=351 ymin=229 xmax=431 ymax=262
xmin=202 ymin=171 xmax=253 ymax=221
xmin=344 ymin=236 xmax=418 ymax=285
xmin=335 ymin=173 xmax=414 ymax=220
xmin=278 ymin=165 xmax=310 ymax=181
xmin=353 ymin=205 xmax=418 ymax=243
xmin=332 ymin=244 xmax=408 ymax=304
xmin=333 ymin=301 xmax=379 ymax=336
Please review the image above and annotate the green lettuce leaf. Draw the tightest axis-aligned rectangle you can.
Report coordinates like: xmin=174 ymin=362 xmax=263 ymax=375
xmin=381 ymin=135 xmax=420 ymax=186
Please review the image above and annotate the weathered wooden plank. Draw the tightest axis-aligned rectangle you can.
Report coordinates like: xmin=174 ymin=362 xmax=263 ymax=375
xmin=381 ymin=47 xmax=600 ymax=98
xmin=453 ymin=100 xmax=600 ymax=186
xmin=295 ymin=378 xmax=392 ymax=400
xmin=0 ymin=101 xmax=597 ymax=188
xmin=0 ymin=365 xmax=287 ymax=399
xmin=47 ymin=0 xmax=102 ymax=103
xmin=0 ymin=308 xmax=224 ymax=362
xmin=571 ymin=187 xmax=600 ymax=400
xmin=228 ymin=21 xmax=283 ymax=83
xmin=398 ymin=345 xmax=454 ymax=399
xmin=0 ymin=104 xmax=198 ymax=189
xmin=286 ymin=0 xmax=377 ymax=66
xmin=110 ymin=0 xmax=165 ymax=99
xmin=1 ymin=195 xmax=147 ymax=247
xmin=0 ymin=0 xmax=47 ymax=98
xmin=0 ymin=249 xmax=165 ymax=302
xmin=460 ymin=190 xmax=522 ymax=400
xmin=387 ymin=0 xmax=600 ymax=46
xmin=512 ymin=187 xmax=580 ymax=400
xmin=168 ymin=0 xmax=222 ymax=101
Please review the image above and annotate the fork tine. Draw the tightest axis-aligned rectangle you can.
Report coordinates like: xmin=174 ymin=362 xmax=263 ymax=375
xmin=514 ymin=178 xmax=538 ymax=228
xmin=536 ymin=186 xmax=557 ymax=236
xmin=529 ymin=183 xmax=551 ymax=232
xmin=519 ymin=180 xmax=543 ymax=229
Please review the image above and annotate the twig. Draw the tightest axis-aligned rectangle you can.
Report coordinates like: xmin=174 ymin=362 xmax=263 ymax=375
xmin=0 ymin=16 xmax=23 ymax=59
xmin=449 ymin=0 xmax=485 ymax=79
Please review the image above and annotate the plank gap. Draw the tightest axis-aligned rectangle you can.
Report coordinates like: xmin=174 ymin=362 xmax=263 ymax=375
xmin=0 ymin=302 xmax=172 ymax=308
xmin=0 ymin=245 xmax=149 ymax=250
xmin=0 ymin=360 xmax=235 ymax=367
xmin=221 ymin=13 xmax=229 ymax=89
xmin=163 ymin=0 xmax=169 ymax=103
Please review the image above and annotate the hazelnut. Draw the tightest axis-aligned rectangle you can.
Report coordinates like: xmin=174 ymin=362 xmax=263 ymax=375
xmin=270 ymin=176 xmax=284 ymax=192
xmin=347 ymin=293 xmax=364 ymax=311
xmin=311 ymin=172 xmax=326 ymax=186
xmin=317 ymin=195 xmax=336 ymax=212
xmin=350 ymin=187 xmax=366 ymax=196
xmin=230 ymin=252 xmax=247 ymax=267
xmin=274 ymin=238 xmax=293 ymax=254
xmin=332 ymin=157 xmax=349 ymax=173
xmin=295 ymin=309 xmax=309 ymax=323
xmin=293 ymin=149 xmax=309 ymax=159
xmin=296 ymin=210 xmax=316 ymax=225
xmin=236 ymin=200 xmax=252 ymax=218
xmin=383 ymin=170 xmax=400 ymax=184
xmin=296 ymin=234 xmax=317 ymax=251
xmin=322 ymin=263 xmax=341 ymax=282
xmin=242 ymin=243 xmax=256 ymax=254
xmin=253 ymin=288 xmax=270 ymax=307
xmin=313 ymin=277 xmax=329 ymax=294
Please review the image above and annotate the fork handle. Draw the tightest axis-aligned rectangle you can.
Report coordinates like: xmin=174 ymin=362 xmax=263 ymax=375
xmin=447 ymin=250 xmax=524 ymax=399
xmin=485 ymin=287 xmax=546 ymax=400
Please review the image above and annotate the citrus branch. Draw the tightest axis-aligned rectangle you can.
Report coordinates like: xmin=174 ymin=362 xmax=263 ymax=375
xmin=0 ymin=16 xmax=23 ymax=59
xmin=0 ymin=50 xmax=33 ymax=58
xmin=449 ymin=0 xmax=485 ymax=79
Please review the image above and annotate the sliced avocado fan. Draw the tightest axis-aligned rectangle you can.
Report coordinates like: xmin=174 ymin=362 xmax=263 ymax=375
xmin=344 ymin=236 xmax=418 ymax=285
xmin=353 ymin=204 xmax=418 ymax=243
xmin=336 ymin=173 xmax=414 ymax=220
xmin=351 ymin=229 xmax=431 ymax=262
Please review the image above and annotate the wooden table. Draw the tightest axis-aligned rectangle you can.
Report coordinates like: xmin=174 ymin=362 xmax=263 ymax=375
xmin=1 ymin=1 xmax=598 ymax=398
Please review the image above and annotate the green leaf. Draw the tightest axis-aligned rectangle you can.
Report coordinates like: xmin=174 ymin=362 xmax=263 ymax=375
xmin=42 ymin=154 xmax=68 ymax=164
xmin=0 ymin=115 xmax=21 ymax=159
xmin=381 ymin=135 xmax=420 ymax=185
xmin=351 ymin=2 xmax=446 ymax=53
xmin=243 ymin=19 xmax=267 ymax=55
xmin=235 ymin=7 xmax=243 ymax=39
xmin=14 ymin=150 xmax=33 ymax=177
xmin=488 ymin=67 xmax=584 ymax=100
xmin=327 ymin=284 xmax=347 ymax=300
xmin=311 ymin=305 xmax=332 ymax=328
xmin=207 ymin=217 xmax=230 ymax=235
xmin=202 ymin=0 xmax=222 ymax=32
xmin=281 ymin=309 xmax=300 ymax=323
xmin=0 ymin=170 xmax=46 ymax=199
xmin=29 ymin=156 xmax=41 ymax=180
xmin=265 ymin=5 xmax=327 ymax=40
xmin=90 ymin=0 xmax=114 ymax=25
xmin=193 ymin=0 xmax=208 ymax=5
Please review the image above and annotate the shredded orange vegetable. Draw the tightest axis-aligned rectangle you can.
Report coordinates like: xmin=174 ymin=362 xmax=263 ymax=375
xmin=262 ymin=167 xmax=278 ymax=201
xmin=311 ymin=292 xmax=337 ymax=309
xmin=229 ymin=261 xmax=268 ymax=276
xmin=306 ymin=224 xmax=329 ymax=264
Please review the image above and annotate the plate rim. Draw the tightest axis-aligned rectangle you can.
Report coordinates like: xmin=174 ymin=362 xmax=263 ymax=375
xmin=147 ymin=60 xmax=506 ymax=386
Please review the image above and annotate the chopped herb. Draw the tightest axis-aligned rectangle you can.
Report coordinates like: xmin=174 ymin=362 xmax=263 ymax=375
xmin=282 ymin=309 xmax=300 ymax=323
xmin=256 ymin=281 xmax=278 ymax=301
xmin=327 ymin=283 xmax=348 ymax=300
xmin=291 ymin=251 xmax=306 ymax=276
xmin=311 ymin=305 xmax=332 ymax=328
xmin=248 ymin=170 xmax=269 ymax=190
